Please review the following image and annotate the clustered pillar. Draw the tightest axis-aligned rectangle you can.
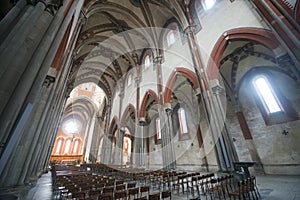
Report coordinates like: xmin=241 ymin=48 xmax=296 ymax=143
xmin=0 ymin=0 xmax=85 ymax=189
xmin=101 ymin=104 xmax=113 ymax=164
xmin=114 ymin=128 xmax=125 ymax=165
xmin=163 ymin=104 xmax=176 ymax=170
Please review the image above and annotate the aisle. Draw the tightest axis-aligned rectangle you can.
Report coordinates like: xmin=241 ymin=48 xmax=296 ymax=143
xmin=25 ymin=172 xmax=54 ymax=200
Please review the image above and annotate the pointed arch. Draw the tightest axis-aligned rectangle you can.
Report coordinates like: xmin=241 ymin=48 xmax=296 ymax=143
xmin=121 ymin=104 xmax=136 ymax=126
xmin=71 ymin=138 xmax=82 ymax=155
xmin=109 ymin=116 xmax=119 ymax=134
xmin=53 ymin=137 xmax=65 ymax=155
xmin=164 ymin=67 xmax=199 ymax=103
xmin=207 ymin=28 xmax=281 ymax=80
xmin=140 ymin=90 xmax=159 ymax=118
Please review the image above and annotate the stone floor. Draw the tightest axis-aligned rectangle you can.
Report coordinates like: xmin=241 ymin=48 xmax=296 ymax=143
xmin=2 ymin=172 xmax=300 ymax=200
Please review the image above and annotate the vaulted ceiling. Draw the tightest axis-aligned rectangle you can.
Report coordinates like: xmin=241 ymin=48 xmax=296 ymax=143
xmin=69 ymin=0 xmax=188 ymax=100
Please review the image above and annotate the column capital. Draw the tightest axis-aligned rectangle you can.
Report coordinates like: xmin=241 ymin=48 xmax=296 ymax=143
xmin=132 ymin=52 xmax=139 ymax=65
xmin=153 ymin=55 xmax=164 ymax=64
xmin=119 ymin=129 xmax=126 ymax=137
xmin=134 ymin=76 xmax=141 ymax=85
xmin=118 ymin=91 xmax=124 ymax=98
xmin=79 ymin=10 xmax=88 ymax=25
xmin=39 ymin=0 xmax=63 ymax=15
xmin=210 ymin=79 xmax=225 ymax=95
xmin=65 ymin=82 xmax=74 ymax=97
xmin=164 ymin=103 xmax=173 ymax=114
xmin=183 ymin=25 xmax=196 ymax=35
xmin=43 ymin=75 xmax=55 ymax=88
xmin=276 ymin=53 xmax=295 ymax=69
xmin=139 ymin=118 xmax=147 ymax=126
xmin=195 ymin=87 xmax=202 ymax=96
xmin=211 ymin=85 xmax=225 ymax=95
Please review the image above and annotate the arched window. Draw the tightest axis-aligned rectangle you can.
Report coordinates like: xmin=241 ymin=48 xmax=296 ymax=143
xmin=253 ymin=76 xmax=282 ymax=113
xmin=155 ymin=118 xmax=162 ymax=144
xmin=72 ymin=139 xmax=79 ymax=154
xmin=127 ymin=73 xmax=132 ymax=86
xmin=202 ymin=0 xmax=216 ymax=10
xmin=144 ymin=55 xmax=151 ymax=69
xmin=55 ymin=139 xmax=63 ymax=154
xmin=167 ymin=30 xmax=176 ymax=47
xmin=64 ymin=139 xmax=71 ymax=154
xmin=177 ymin=108 xmax=190 ymax=141
xmin=178 ymin=108 xmax=188 ymax=134
xmin=251 ymin=74 xmax=298 ymax=125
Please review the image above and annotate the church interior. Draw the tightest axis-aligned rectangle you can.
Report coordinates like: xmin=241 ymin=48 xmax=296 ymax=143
xmin=0 ymin=0 xmax=299 ymax=199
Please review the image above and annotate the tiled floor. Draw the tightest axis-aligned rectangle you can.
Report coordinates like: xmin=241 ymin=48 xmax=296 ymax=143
xmin=5 ymin=172 xmax=300 ymax=200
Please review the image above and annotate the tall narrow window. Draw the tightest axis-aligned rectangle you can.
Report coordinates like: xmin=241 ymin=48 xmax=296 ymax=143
xmin=156 ymin=118 xmax=162 ymax=141
xmin=253 ymin=76 xmax=281 ymax=113
xmin=178 ymin=108 xmax=188 ymax=134
xmin=55 ymin=139 xmax=63 ymax=154
xmin=144 ymin=55 xmax=151 ymax=69
xmin=73 ymin=140 xmax=79 ymax=154
xmin=202 ymin=0 xmax=216 ymax=10
xmin=167 ymin=30 xmax=175 ymax=46
xmin=64 ymin=139 xmax=71 ymax=154
xmin=127 ymin=73 xmax=132 ymax=86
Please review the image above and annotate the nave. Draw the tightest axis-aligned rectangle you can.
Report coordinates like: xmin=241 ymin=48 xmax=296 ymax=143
xmin=0 ymin=0 xmax=299 ymax=198
xmin=18 ymin=165 xmax=300 ymax=200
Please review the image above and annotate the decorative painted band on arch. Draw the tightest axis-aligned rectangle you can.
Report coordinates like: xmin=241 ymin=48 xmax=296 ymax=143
xmin=207 ymin=28 xmax=280 ymax=80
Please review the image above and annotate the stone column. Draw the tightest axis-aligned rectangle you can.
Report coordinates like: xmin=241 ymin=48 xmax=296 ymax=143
xmin=0 ymin=77 xmax=55 ymax=187
xmin=81 ymin=114 xmax=93 ymax=161
xmin=195 ymin=89 xmax=209 ymax=171
xmin=84 ymin=113 xmax=96 ymax=163
xmin=21 ymin=16 xmax=83 ymax=183
xmin=0 ymin=0 xmax=64 ymax=155
xmin=143 ymin=120 xmax=150 ymax=169
xmin=0 ymin=1 xmax=35 ymax=52
xmin=0 ymin=0 xmax=75 ymax=148
xmin=0 ymin=1 xmax=47 ymax=150
xmin=211 ymin=82 xmax=237 ymax=172
xmin=0 ymin=1 xmax=57 ymax=116
xmin=134 ymin=120 xmax=146 ymax=168
xmin=97 ymin=120 xmax=105 ymax=162
xmin=0 ymin=2 xmax=83 ymax=186
xmin=41 ymin=96 xmax=66 ymax=171
xmin=89 ymin=117 xmax=101 ymax=163
xmin=25 ymin=74 xmax=67 ymax=182
xmin=101 ymin=103 xmax=112 ymax=164
xmin=162 ymin=104 xmax=176 ymax=170
xmin=139 ymin=119 xmax=147 ymax=168
xmin=184 ymin=21 xmax=225 ymax=171
xmin=114 ymin=128 xmax=125 ymax=165
xmin=235 ymin=109 xmax=265 ymax=174
xmin=23 ymin=33 xmax=81 ymax=182
xmin=0 ymin=0 xmax=27 ymax=44
xmin=29 ymin=79 xmax=64 ymax=176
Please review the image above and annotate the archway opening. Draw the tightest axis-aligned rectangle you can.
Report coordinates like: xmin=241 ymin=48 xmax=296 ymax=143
xmin=122 ymin=127 xmax=132 ymax=165
xmin=50 ymin=82 xmax=106 ymax=165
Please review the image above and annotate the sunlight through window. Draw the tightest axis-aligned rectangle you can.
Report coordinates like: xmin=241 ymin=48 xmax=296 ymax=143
xmin=178 ymin=108 xmax=188 ymax=134
xmin=55 ymin=139 xmax=62 ymax=154
xmin=127 ymin=73 xmax=132 ymax=86
xmin=156 ymin=118 xmax=162 ymax=140
xmin=64 ymin=140 xmax=71 ymax=154
xmin=63 ymin=119 xmax=81 ymax=134
xmin=167 ymin=31 xmax=175 ymax=46
xmin=73 ymin=140 xmax=79 ymax=154
xmin=144 ymin=55 xmax=150 ymax=69
xmin=202 ymin=0 xmax=216 ymax=10
xmin=254 ymin=77 xmax=281 ymax=113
